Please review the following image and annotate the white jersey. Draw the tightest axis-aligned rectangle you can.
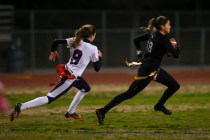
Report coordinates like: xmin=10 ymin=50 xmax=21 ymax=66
xmin=65 ymin=37 xmax=99 ymax=77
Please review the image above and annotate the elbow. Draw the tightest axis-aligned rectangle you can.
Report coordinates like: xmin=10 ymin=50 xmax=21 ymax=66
xmin=94 ymin=68 xmax=100 ymax=72
xmin=94 ymin=57 xmax=102 ymax=72
xmin=172 ymin=49 xmax=180 ymax=59
xmin=93 ymin=63 xmax=101 ymax=72
xmin=174 ymin=54 xmax=179 ymax=59
xmin=94 ymin=66 xmax=101 ymax=72
xmin=134 ymin=39 xmax=137 ymax=45
xmin=175 ymin=51 xmax=180 ymax=58
xmin=53 ymin=39 xmax=58 ymax=44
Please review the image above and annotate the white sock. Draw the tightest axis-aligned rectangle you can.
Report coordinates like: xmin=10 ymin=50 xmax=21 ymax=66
xmin=20 ymin=96 xmax=49 ymax=111
xmin=67 ymin=90 xmax=86 ymax=114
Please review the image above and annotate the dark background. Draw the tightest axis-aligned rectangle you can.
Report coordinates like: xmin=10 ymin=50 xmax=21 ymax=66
xmin=1 ymin=0 xmax=210 ymax=11
xmin=1 ymin=0 xmax=210 ymax=72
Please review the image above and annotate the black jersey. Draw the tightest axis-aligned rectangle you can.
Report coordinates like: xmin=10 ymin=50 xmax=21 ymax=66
xmin=134 ymin=31 xmax=179 ymax=76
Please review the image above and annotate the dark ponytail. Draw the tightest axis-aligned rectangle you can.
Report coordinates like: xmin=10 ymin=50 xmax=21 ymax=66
xmin=146 ymin=18 xmax=157 ymax=31
xmin=141 ymin=16 xmax=169 ymax=31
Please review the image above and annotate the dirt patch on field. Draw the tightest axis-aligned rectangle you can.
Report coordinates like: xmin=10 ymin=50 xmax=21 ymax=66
xmin=0 ymin=69 xmax=210 ymax=88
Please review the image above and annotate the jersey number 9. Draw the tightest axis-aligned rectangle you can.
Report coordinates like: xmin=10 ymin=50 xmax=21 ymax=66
xmin=70 ymin=49 xmax=83 ymax=65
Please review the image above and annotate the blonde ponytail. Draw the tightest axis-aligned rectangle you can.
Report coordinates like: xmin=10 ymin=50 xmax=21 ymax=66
xmin=71 ymin=24 xmax=96 ymax=48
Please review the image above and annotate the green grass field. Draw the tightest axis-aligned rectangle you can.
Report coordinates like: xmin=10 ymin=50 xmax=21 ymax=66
xmin=1 ymin=83 xmax=210 ymax=140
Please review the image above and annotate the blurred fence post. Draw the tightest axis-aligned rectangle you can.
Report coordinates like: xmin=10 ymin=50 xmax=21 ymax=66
xmin=130 ymin=29 xmax=135 ymax=60
xmin=30 ymin=11 xmax=35 ymax=69
xmin=7 ymin=39 xmax=25 ymax=73
xmin=13 ymin=10 xmax=210 ymax=69
xmin=101 ymin=11 xmax=107 ymax=66
xmin=175 ymin=11 xmax=181 ymax=65
xmin=58 ymin=31 xmax=63 ymax=64
xmin=200 ymin=28 xmax=205 ymax=69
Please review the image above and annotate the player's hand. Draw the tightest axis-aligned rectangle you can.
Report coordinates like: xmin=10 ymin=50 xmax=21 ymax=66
xmin=98 ymin=50 xmax=102 ymax=58
xmin=49 ymin=51 xmax=58 ymax=61
xmin=170 ymin=38 xmax=177 ymax=49
xmin=136 ymin=50 xmax=143 ymax=58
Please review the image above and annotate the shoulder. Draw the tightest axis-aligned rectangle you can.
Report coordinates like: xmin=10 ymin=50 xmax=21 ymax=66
xmin=155 ymin=31 xmax=166 ymax=38
xmin=162 ymin=34 xmax=171 ymax=42
xmin=90 ymin=44 xmax=97 ymax=49
xmin=82 ymin=41 xmax=97 ymax=48
xmin=87 ymin=43 xmax=98 ymax=51
xmin=66 ymin=37 xmax=74 ymax=43
xmin=137 ymin=32 xmax=151 ymax=37
xmin=157 ymin=34 xmax=171 ymax=47
xmin=154 ymin=32 xmax=168 ymax=42
xmin=66 ymin=37 xmax=74 ymax=46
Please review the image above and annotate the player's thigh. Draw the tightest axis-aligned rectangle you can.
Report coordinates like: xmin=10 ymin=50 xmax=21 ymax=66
xmin=127 ymin=78 xmax=151 ymax=94
xmin=47 ymin=77 xmax=75 ymax=98
xmin=73 ymin=77 xmax=90 ymax=92
xmin=155 ymin=68 xmax=179 ymax=88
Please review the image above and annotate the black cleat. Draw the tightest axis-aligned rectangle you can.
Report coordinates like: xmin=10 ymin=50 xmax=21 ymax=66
xmin=154 ymin=105 xmax=172 ymax=115
xmin=10 ymin=103 xmax=22 ymax=121
xmin=96 ymin=108 xmax=105 ymax=125
xmin=65 ymin=112 xmax=81 ymax=119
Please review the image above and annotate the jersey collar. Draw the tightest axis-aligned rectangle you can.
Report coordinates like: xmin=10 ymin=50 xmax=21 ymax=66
xmin=83 ymin=38 xmax=91 ymax=43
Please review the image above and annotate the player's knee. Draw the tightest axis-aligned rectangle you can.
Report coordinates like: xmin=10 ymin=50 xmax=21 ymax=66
xmin=79 ymin=86 xmax=90 ymax=92
xmin=82 ymin=81 xmax=90 ymax=92
xmin=86 ymin=86 xmax=90 ymax=92
xmin=47 ymin=96 xmax=55 ymax=104
xmin=174 ymin=83 xmax=180 ymax=91
xmin=170 ymin=82 xmax=180 ymax=92
xmin=74 ymin=77 xmax=90 ymax=92
xmin=83 ymin=85 xmax=90 ymax=92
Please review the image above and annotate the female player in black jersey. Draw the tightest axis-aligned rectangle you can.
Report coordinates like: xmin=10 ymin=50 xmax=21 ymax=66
xmin=96 ymin=16 xmax=180 ymax=125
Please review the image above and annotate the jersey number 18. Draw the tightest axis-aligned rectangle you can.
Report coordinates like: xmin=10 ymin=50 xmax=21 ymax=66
xmin=146 ymin=41 xmax=153 ymax=53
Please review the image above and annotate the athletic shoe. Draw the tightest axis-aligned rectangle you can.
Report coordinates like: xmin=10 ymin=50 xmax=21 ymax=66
xmin=65 ymin=112 xmax=81 ymax=119
xmin=10 ymin=103 xmax=22 ymax=121
xmin=154 ymin=105 xmax=172 ymax=115
xmin=96 ymin=108 xmax=105 ymax=125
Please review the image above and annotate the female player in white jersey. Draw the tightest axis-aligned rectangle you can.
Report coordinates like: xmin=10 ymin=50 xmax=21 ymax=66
xmin=10 ymin=24 xmax=102 ymax=121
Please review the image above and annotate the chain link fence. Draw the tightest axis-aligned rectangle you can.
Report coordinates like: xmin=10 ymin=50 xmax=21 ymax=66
xmin=1 ymin=10 xmax=210 ymax=72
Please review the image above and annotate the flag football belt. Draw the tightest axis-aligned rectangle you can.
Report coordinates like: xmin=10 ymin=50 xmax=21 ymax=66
xmin=56 ymin=64 xmax=76 ymax=81
xmin=134 ymin=71 xmax=157 ymax=80
xmin=125 ymin=59 xmax=157 ymax=80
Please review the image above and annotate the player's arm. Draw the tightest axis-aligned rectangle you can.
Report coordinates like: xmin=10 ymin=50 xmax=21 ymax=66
xmin=134 ymin=33 xmax=150 ymax=58
xmin=51 ymin=39 xmax=67 ymax=51
xmin=93 ymin=57 xmax=102 ymax=72
xmin=164 ymin=38 xmax=180 ymax=58
xmin=93 ymin=50 xmax=102 ymax=72
xmin=49 ymin=39 xmax=67 ymax=61
xmin=134 ymin=33 xmax=150 ymax=50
